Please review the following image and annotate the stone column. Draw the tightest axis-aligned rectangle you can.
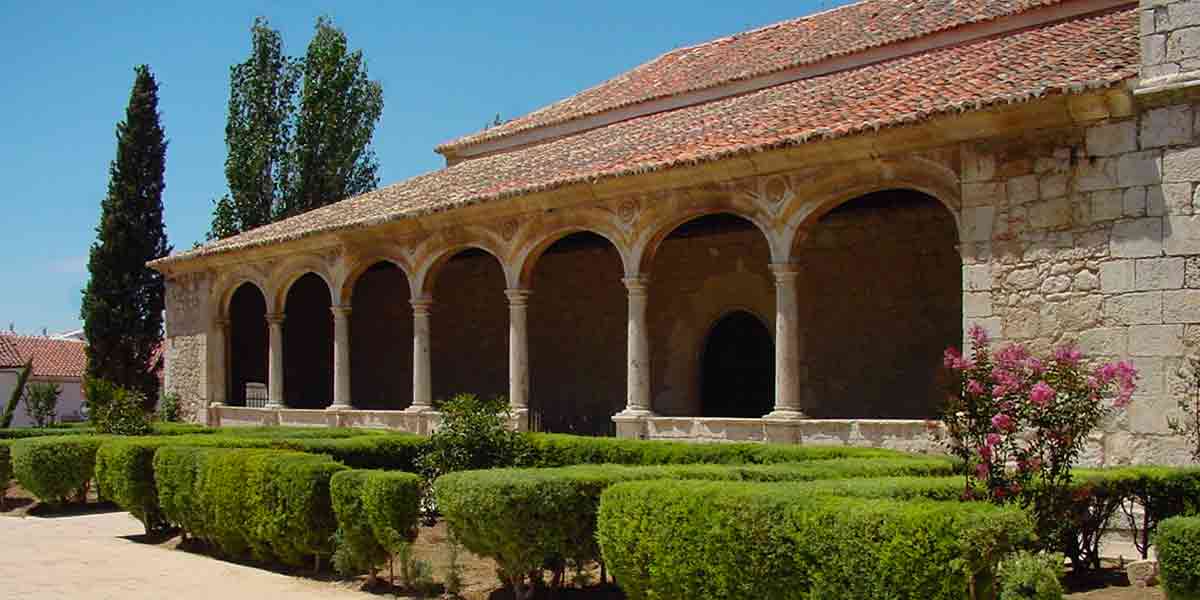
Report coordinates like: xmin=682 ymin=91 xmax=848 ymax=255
xmin=329 ymin=305 xmax=352 ymax=410
xmin=265 ymin=312 xmax=285 ymax=409
xmin=408 ymin=296 xmax=434 ymax=412
xmin=619 ymin=276 xmax=654 ymax=416
xmin=211 ymin=318 xmax=230 ymax=406
xmin=767 ymin=263 xmax=807 ymax=420
xmin=506 ymin=289 xmax=532 ymax=430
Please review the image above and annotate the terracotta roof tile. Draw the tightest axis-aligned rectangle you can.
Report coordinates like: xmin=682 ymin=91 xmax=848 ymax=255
xmin=0 ymin=336 xmax=21 ymax=369
xmin=1 ymin=335 xmax=88 ymax=379
xmin=439 ymin=0 xmax=1067 ymax=152
xmin=159 ymin=7 xmax=1137 ymax=266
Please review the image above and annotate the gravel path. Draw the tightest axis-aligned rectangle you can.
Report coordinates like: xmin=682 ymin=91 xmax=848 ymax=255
xmin=0 ymin=511 xmax=371 ymax=600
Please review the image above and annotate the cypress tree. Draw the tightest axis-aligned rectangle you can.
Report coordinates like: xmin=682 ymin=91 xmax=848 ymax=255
xmin=209 ymin=18 xmax=300 ymax=240
xmin=81 ymin=65 xmax=171 ymax=400
xmin=283 ymin=16 xmax=383 ymax=218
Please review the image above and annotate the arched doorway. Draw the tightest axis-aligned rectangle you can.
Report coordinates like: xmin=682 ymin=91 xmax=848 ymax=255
xmin=701 ymin=311 xmax=774 ymax=418
xmin=227 ymin=282 xmax=267 ymax=406
xmin=350 ymin=262 xmax=413 ymax=410
xmin=431 ymin=248 xmax=507 ymax=403
xmin=283 ymin=272 xmax=333 ymax=409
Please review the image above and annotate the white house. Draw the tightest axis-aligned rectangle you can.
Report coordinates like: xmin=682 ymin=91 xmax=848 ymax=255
xmin=0 ymin=334 xmax=88 ymax=427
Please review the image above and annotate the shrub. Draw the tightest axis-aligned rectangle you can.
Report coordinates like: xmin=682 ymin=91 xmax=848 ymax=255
xmin=0 ymin=360 xmax=32 ymax=428
xmin=598 ymin=479 xmax=1035 ymax=600
xmin=435 ymin=457 xmax=958 ymax=596
xmin=23 ymin=382 xmax=60 ymax=427
xmin=522 ymin=432 xmax=912 ymax=467
xmin=0 ymin=441 xmax=11 ymax=502
xmin=997 ymin=551 xmax=1064 ymax=600
xmin=419 ymin=393 xmax=527 ymax=481
xmin=86 ymin=378 xmax=151 ymax=435
xmin=11 ymin=435 xmax=109 ymax=504
xmin=95 ymin=438 xmax=174 ymax=532
xmin=154 ymin=446 xmax=347 ymax=566
xmin=157 ymin=392 xmax=181 ymax=422
xmin=943 ymin=326 xmax=1137 ymax=568
xmin=330 ymin=469 xmax=422 ymax=578
xmin=0 ymin=425 xmax=95 ymax=440
xmin=1158 ymin=516 xmax=1200 ymax=600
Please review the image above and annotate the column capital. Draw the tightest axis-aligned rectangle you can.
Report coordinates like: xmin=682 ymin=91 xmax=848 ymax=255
xmin=622 ymin=276 xmax=650 ymax=294
xmin=504 ymin=288 xmax=533 ymax=306
xmin=410 ymin=296 xmax=433 ymax=315
xmin=265 ymin=312 xmax=286 ymax=325
xmin=330 ymin=304 xmax=353 ymax=318
xmin=769 ymin=262 xmax=801 ymax=279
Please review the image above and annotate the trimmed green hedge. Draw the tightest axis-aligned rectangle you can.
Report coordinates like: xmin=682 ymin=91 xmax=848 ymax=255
xmin=11 ymin=435 xmax=110 ymax=503
xmin=598 ymin=479 xmax=1035 ymax=600
xmin=1159 ymin=516 xmax=1200 ymax=600
xmin=330 ymin=470 xmax=422 ymax=575
xmin=523 ymin=432 xmax=917 ymax=467
xmin=154 ymin=446 xmax=348 ymax=566
xmin=435 ymin=457 xmax=958 ymax=588
xmin=0 ymin=440 xmax=11 ymax=499
xmin=96 ymin=438 xmax=173 ymax=531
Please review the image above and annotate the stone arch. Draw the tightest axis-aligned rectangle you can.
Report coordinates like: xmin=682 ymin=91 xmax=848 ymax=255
xmin=348 ymin=261 xmax=414 ymax=409
xmin=217 ymin=275 xmax=268 ymax=321
xmin=339 ymin=255 xmax=414 ymax=305
xmin=282 ymin=272 xmax=334 ymax=409
xmin=427 ymin=245 xmax=510 ymax=403
xmin=514 ymin=223 xmax=631 ymax=289
xmin=414 ymin=242 xmax=511 ymax=299
xmin=269 ymin=256 xmax=335 ymax=314
xmin=226 ymin=281 xmax=268 ymax=407
xmin=634 ymin=207 xmax=780 ymax=275
xmin=700 ymin=309 xmax=775 ymax=418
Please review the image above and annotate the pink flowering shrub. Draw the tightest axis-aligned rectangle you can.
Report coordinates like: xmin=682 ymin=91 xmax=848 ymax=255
xmin=942 ymin=325 xmax=1137 ymax=564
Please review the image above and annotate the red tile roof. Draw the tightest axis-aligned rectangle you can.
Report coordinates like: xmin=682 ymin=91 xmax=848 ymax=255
xmin=0 ymin=336 xmax=21 ymax=369
xmin=438 ymin=0 xmax=1068 ymax=153
xmin=1 ymin=335 xmax=87 ymax=379
xmin=157 ymin=6 xmax=1138 ymax=266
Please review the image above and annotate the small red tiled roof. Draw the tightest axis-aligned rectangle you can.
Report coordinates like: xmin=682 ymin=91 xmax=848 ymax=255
xmin=438 ymin=0 xmax=1066 ymax=153
xmin=0 ymin=336 xmax=21 ymax=369
xmin=1 ymin=335 xmax=87 ymax=379
xmin=156 ymin=6 xmax=1137 ymax=266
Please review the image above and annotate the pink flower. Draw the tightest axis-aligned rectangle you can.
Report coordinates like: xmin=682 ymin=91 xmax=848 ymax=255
xmin=1029 ymin=381 xmax=1056 ymax=407
xmin=975 ymin=462 xmax=990 ymax=479
xmin=967 ymin=379 xmax=985 ymax=396
xmin=1054 ymin=344 xmax=1083 ymax=366
xmin=986 ymin=433 xmax=1002 ymax=448
xmin=995 ymin=344 xmax=1031 ymax=371
xmin=991 ymin=413 xmax=1015 ymax=432
xmin=944 ymin=347 xmax=963 ymax=370
xmin=979 ymin=444 xmax=993 ymax=461
xmin=968 ymin=324 xmax=991 ymax=348
xmin=1027 ymin=358 xmax=1045 ymax=375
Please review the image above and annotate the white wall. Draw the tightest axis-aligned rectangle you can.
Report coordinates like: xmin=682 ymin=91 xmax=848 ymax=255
xmin=0 ymin=372 xmax=85 ymax=427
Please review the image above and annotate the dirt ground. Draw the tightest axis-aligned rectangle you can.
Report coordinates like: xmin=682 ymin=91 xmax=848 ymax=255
xmin=0 ymin=486 xmax=1168 ymax=599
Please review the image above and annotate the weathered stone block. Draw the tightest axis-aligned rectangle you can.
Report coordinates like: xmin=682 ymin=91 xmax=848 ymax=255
xmin=1077 ymin=327 xmax=1128 ymax=357
xmin=1126 ymin=559 xmax=1159 ymax=588
xmin=1134 ymin=257 xmax=1186 ymax=289
xmin=1093 ymin=190 xmax=1126 ymax=221
xmin=1007 ymin=174 xmax=1039 ymax=204
xmin=1129 ymin=324 xmax=1184 ymax=356
xmin=1086 ymin=122 xmax=1137 ymax=157
xmin=1148 ymin=185 xmax=1168 ymax=216
xmin=1076 ymin=157 xmax=1119 ymax=192
xmin=1171 ymin=1 xmax=1200 ymax=29
xmin=1075 ymin=270 xmax=1100 ymax=291
xmin=1124 ymin=187 xmax=1148 ymax=218
xmin=1117 ymin=151 xmax=1162 ymax=187
xmin=963 ymin=264 xmax=992 ymax=291
xmin=1187 ymin=257 xmax=1200 ymax=288
xmin=1163 ymin=182 xmax=1195 ymax=214
xmin=962 ymin=206 xmax=995 ymax=242
xmin=1141 ymin=106 xmax=1193 ymax=148
xmin=1031 ymin=197 xmax=1072 ymax=229
xmin=1006 ymin=267 xmax=1040 ymax=290
xmin=963 ymin=182 xmax=1005 ymax=208
xmin=1040 ymin=173 xmax=1068 ymax=199
xmin=1165 ymin=214 xmax=1200 ymax=254
xmin=1040 ymin=275 xmax=1072 ymax=294
xmin=1100 ymin=259 xmax=1136 ymax=293
xmin=1164 ymin=289 xmax=1200 ymax=322
xmin=1164 ymin=146 xmax=1200 ymax=182
xmin=963 ymin=292 xmax=993 ymax=318
xmin=1104 ymin=292 xmax=1163 ymax=325
xmin=961 ymin=147 xmax=995 ymax=183
xmin=1110 ymin=218 xmax=1164 ymax=258
xmin=1144 ymin=33 xmax=1168 ymax=67
xmin=1168 ymin=26 xmax=1200 ymax=62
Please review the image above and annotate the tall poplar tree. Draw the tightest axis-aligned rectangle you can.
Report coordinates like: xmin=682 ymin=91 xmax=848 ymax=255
xmin=282 ymin=16 xmax=384 ymax=218
xmin=209 ymin=18 xmax=300 ymax=240
xmin=81 ymin=65 xmax=171 ymax=399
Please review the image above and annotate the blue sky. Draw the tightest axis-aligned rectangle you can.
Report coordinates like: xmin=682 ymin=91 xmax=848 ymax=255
xmin=0 ymin=0 xmax=846 ymax=335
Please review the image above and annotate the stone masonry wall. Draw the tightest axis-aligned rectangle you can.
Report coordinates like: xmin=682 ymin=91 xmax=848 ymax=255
xmin=163 ymin=272 xmax=214 ymax=423
xmin=960 ymin=103 xmax=1200 ymax=465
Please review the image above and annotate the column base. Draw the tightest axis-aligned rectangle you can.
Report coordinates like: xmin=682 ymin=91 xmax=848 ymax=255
xmin=404 ymin=404 xmax=436 ymax=414
xmin=326 ymin=403 xmax=351 ymax=411
xmin=263 ymin=402 xmax=284 ymax=410
xmin=510 ymin=407 xmax=530 ymax=432
xmin=763 ymin=409 xmax=809 ymax=421
xmin=612 ymin=409 xmax=657 ymax=439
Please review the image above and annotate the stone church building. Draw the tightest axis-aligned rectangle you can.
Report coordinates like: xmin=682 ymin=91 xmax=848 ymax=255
xmin=154 ymin=0 xmax=1200 ymax=464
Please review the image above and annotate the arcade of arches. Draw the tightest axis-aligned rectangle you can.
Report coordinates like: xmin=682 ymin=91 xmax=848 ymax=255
xmin=217 ymin=189 xmax=961 ymax=436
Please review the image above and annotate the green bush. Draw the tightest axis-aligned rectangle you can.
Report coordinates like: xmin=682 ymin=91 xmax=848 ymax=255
xmin=598 ymin=479 xmax=1035 ymax=600
xmin=523 ymin=432 xmax=916 ymax=467
xmin=1158 ymin=516 xmax=1200 ymax=600
xmin=11 ymin=435 xmax=110 ymax=504
xmin=419 ymin=393 xmax=527 ymax=480
xmin=96 ymin=438 xmax=174 ymax=531
xmin=85 ymin=378 xmax=151 ymax=435
xmin=997 ymin=551 xmax=1064 ymax=600
xmin=435 ymin=457 xmax=958 ymax=595
xmin=0 ymin=441 xmax=11 ymax=500
xmin=330 ymin=470 xmax=422 ymax=577
xmin=153 ymin=446 xmax=348 ymax=566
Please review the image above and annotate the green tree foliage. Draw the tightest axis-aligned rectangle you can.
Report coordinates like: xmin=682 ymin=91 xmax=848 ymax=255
xmin=0 ymin=360 xmax=32 ymax=428
xmin=23 ymin=382 xmax=60 ymax=427
xmin=81 ymin=65 xmax=170 ymax=400
xmin=209 ymin=18 xmax=300 ymax=240
xmin=283 ymin=16 xmax=383 ymax=218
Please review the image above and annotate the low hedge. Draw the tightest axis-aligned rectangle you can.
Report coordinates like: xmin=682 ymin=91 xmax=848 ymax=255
xmin=330 ymin=470 xmax=422 ymax=575
xmin=96 ymin=438 xmax=174 ymax=531
xmin=598 ymin=479 xmax=1035 ymax=600
xmin=11 ymin=435 xmax=111 ymax=503
xmin=0 ymin=440 xmax=11 ymax=499
xmin=435 ymin=457 xmax=958 ymax=590
xmin=154 ymin=446 xmax=348 ymax=566
xmin=522 ymin=432 xmax=918 ymax=467
xmin=1158 ymin=516 xmax=1200 ymax=600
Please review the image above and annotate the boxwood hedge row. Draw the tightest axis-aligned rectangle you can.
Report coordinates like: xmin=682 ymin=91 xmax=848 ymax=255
xmin=1158 ymin=516 xmax=1200 ymax=600
xmin=598 ymin=479 xmax=1035 ymax=600
xmin=434 ymin=456 xmax=958 ymax=590
xmin=153 ymin=446 xmax=348 ymax=567
xmin=0 ymin=440 xmax=11 ymax=500
xmin=329 ymin=469 xmax=422 ymax=576
xmin=11 ymin=435 xmax=113 ymax=504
